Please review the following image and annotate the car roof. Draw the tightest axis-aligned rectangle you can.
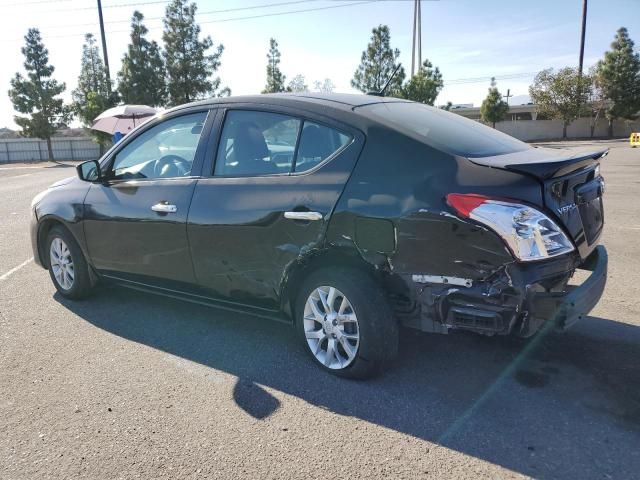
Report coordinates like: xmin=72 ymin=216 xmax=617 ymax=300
xmin=174 ymin=92 xmax=409 ymax=113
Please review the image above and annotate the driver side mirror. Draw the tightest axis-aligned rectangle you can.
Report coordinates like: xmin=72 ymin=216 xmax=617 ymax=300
xmin=76 ymin=159 xmax=102 ymax=182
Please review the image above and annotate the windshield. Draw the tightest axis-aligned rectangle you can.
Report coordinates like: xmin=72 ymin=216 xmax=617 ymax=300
xmin=359 ymin=101 xmax=531 ymax=158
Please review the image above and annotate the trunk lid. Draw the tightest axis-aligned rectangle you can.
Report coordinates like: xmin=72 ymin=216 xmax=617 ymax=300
xmin=469 ymin=147 xmax=608 ymax=260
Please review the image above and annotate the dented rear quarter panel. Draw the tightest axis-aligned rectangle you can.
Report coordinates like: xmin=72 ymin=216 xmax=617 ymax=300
xmin=324 ymin=125 xmax=588 ymax=335
xmin=326 ymin=124 xmax=544 ymax=281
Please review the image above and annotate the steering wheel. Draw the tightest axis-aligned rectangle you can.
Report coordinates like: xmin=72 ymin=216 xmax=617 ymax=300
xmin=153 ymin=155 xmax=191 ymax=178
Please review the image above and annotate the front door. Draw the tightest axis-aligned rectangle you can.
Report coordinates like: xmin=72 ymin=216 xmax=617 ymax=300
xmin=187 ymin=108 xmax=362 ymax=310
xmin=83 ymin=110 xmax=210 ymax=285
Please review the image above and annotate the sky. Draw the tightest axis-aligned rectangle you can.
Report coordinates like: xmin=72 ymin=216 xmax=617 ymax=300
xmin=0 ymin=0 xmax=638 ymax=129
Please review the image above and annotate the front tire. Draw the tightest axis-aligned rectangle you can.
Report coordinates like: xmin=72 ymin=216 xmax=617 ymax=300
xmin=295 ymin=268 xmax=398 ymax=379
xmin=46 ymin=225 xmax=93 ymax=299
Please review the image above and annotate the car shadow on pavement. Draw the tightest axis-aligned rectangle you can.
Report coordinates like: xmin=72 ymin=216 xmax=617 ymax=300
xmin=55 ymin=287 xmax=640 ymax=480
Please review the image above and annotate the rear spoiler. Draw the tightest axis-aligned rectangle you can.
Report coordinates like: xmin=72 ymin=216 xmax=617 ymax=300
xmin=469 ymin=147 xmax=609 ymax=180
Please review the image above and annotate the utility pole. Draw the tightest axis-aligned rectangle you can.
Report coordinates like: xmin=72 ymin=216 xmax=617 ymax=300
xmin=97 ymin=0 xmax=111 ymax=91
xmin=504 ymin=88 xmax=513 ymax=105
xmin=578 ymin=0 xmax=588 ymax=75
xmin=411 ymin=0 xmax=417 ymax=77
xmin=411 ymin=0 xmax=422 ymax=76
xmin=417 ymin=0 xmax=421 ymax=70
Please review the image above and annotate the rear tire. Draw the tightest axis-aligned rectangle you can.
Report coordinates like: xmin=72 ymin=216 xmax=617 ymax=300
xmin=46 ymin=225 xmax=93 ymax=299
xmin=295 ymin=268 xmax=398 ymax=379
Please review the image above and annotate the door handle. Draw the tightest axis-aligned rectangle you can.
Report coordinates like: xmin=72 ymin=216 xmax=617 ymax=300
xmin=284 ymin=211 xmax=323 ymax=221
xmin=151 ymin=202 xmax=177 ymax=213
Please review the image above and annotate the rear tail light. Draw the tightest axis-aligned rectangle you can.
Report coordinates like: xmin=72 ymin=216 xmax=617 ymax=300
xmin=447 ymin=193 xmax=575 ymax=262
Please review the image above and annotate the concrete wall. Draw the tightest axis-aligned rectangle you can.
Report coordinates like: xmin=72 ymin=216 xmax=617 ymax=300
xmin=2 ymin=118 xmax=636 ymax=162
xmin=0 ymin=137 xmax=101 ymax=163
xmin=494 ymin=117 xmax=640 ymax=142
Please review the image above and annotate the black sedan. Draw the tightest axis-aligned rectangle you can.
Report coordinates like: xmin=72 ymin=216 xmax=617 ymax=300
xmin=30 ymin=93 xmax=608 ymax=378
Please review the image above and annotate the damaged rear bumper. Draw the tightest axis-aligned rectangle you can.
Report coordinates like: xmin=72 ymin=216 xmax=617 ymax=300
xmin=397 ymin=245 xmax=608 ymax=337
xmin=528 ymin=245 xmax=607 ymax=333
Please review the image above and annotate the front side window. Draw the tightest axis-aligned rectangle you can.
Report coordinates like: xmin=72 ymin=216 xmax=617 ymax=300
xmin=111 ymin=111 xmax=207 ymax=180
xmin=214 ymin=110 xmax=352 ymax=176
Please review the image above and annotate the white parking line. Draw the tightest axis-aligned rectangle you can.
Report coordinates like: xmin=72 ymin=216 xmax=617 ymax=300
xmin=7 ymin=173 xmax=35 ymax=179
xmin=0 ymin=257 xmax=34 ymax=281
xmin=0 ymin=165 xmax=46 ymax=170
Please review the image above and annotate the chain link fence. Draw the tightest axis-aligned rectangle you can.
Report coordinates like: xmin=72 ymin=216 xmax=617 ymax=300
xmin=0 ymin=137 xmax=102 ymax=163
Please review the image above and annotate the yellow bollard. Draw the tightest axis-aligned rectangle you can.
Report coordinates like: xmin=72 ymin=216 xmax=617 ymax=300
xmin=630 ymin=133 xmax=640 ymax=147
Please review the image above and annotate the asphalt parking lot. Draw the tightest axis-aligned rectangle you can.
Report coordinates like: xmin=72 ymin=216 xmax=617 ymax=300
xmin=1 ymin=140 xmax=639 ymax=479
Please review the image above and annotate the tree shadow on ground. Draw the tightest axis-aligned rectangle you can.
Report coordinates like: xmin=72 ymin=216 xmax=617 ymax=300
xmin=55 ymin=287 xmax=640 ymax=479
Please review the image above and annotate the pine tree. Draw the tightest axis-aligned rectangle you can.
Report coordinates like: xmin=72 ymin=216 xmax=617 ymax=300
xmin=351 ymin=25 xmax=405 ymax=96
xmin=480 ymin=77 xmax=509 ymax=128
xmin=262 ymin=38 xmax=286 ymax=93
xmin=529 ymin=67 xmax=592 ymax=138
xmin=595 ymin=27 xmax=640 ymax=137
xmin=162 ymin=0 xmax=229 ymax=105
xmin=8 ymin=28 xmax=69 ymax=161
xmin=73 ymin=34 xmax=117 ymax=153
xmin=401 ymin=59 xmax=443 ymax=105
xmin=118 ymin=11 xmax=167 ymax=107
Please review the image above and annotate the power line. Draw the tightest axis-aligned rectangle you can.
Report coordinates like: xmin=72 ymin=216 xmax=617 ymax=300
xmin=1 ymin=4 xmax=541 ymax=88
xmin=445 ymin=72 xmax=538 ymax=85
xmin=0 ymin=0 xmax=412 ymax=11
xmin=37 ymin=0 xmax=321 ymax=28
xmin=3 ymin=0 xmax=378 ymax=39
xmin=0 ymin=1 xmax=563 ymax=94
xmin=0 ymin=0 xmax=158 ymax=8
xmin=3 ymin=0 xmax=312 ymax=14
xmin=102 ymin=0 xmax=167 ymax=8
xmin=135 ymin=0 xmax=377 ymax=25
xmin=0 ymin=0 xmax=70 ymax=5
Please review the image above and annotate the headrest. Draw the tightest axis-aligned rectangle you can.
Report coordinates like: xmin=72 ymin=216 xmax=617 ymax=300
xmin=233 ymin=121 xmax=269 ymax=161
xmin=298 ymin=125 xmax=331 ymax=159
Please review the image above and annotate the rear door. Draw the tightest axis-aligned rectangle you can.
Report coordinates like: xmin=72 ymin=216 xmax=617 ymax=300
xmin=83 ymin=109 xmax=213 ymax=285
xmin=187 ymin=106 xmax=363 ymax=310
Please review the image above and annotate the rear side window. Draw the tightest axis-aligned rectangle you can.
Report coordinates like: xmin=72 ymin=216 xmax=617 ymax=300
xmin=295 ymin=121 xmax=351 ymax=173
xmin=214 ymin=110 xmax=351 ymax=176
xmin=215 ymin=110 xmax=301 ymax=175
xmin=359 ymin=102 xmax=530 ymax=158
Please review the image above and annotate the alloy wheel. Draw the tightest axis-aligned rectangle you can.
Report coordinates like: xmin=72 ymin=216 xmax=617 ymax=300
xmin=303 ymin=286 xmax=360 ymax=369
xmin=49 ymin=237 xmax=74 ymax=290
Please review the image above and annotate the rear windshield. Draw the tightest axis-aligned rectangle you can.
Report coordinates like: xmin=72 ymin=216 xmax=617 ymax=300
xmin=358 ymin=102 xmax=531 ymax=158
